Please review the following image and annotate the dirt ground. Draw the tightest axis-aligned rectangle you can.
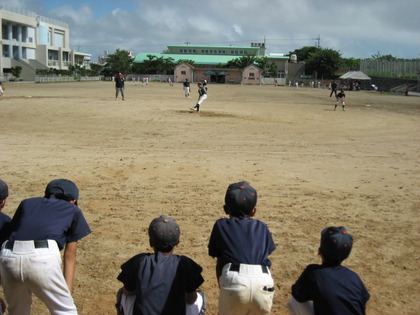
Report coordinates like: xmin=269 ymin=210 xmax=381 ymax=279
xmin=0 ymin=81 xmax=419 ymax=315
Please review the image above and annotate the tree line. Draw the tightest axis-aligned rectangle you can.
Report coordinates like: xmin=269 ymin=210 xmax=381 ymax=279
xmin=31 ymin=48 xmax=412 ymax=80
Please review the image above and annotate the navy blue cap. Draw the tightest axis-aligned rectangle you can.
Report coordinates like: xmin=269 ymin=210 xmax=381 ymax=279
xmin=320 ymin=226 xmax=353 ymax=263
xmin=224 ymin=181 xmax=257 ymax=217
xmin=148 ymin=215 xmax=180 ymax=252
xmin=45 ymin=179 xmax=79 ymax=200
xmin=0 ymin=179 xmax=8 ymax=201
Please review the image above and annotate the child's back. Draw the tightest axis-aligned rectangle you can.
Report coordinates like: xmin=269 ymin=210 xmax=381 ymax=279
xmin=117 ymin=215 xmax=205 ymax=315
xmin=208 ymin=181 xmax=276 ymax=315
xmin=288 ymin=226 xmax=370 ymax=315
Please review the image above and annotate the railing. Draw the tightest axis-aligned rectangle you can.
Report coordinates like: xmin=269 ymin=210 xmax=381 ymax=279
xmin=35 ymin=76 xmax=100 ymax=83
xmin=0 ymin=4 xmax=68 ymax=28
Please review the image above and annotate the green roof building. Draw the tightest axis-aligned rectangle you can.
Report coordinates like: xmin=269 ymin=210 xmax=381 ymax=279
xmin=134 ymin=43 xmax=298 ymax=85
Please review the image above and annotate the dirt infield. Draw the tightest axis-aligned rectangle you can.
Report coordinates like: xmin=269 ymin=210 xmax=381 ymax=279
xmin=0 ymin=81 xmax=419 ymax=314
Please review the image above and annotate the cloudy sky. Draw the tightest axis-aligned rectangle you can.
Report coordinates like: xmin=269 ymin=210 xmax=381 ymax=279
xmin=5 ymin=0 xmax=420 ymax=62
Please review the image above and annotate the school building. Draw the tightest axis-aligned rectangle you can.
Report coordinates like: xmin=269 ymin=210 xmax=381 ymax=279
xmin=0 ymin=4 xmax=91 ymax=81
xmin=134 ymin=43 xmax=299 ymax=85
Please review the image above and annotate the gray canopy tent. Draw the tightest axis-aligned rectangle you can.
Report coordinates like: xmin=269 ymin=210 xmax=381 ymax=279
xmin=339 ymin=71 xmax=371 ymax=80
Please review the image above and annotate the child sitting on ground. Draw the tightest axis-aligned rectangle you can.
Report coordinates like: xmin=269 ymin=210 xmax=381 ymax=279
xmin=208 ymin=181 xmax=276 ymax=315
xmin=287 ymin=226 xmax=370 ymax=315
xmin=116 ymin=215 xmax=206 ymax=315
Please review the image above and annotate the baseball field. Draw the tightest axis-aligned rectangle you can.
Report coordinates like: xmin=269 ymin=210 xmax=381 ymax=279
xmin=0 ymin=81 xmax=419 ymax=314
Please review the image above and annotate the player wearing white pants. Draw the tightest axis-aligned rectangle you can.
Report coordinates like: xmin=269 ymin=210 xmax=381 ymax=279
xmin=0 ymin=240 xmax=78 ymax=315
xmin=287 ymin=297 xmax=314 ymax=315
xmin=190 ymin=82 xmax=207 ymax=112
xmin=218 ymin=263 xmax=274 ymax=315
xmin=117 ymin=289 xmax=205 ymax=315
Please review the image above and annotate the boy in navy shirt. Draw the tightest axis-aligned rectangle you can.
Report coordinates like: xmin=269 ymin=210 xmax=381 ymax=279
xmin=0 ymin=178 xmax=91 ymax=315
xmin=117 ymin=215 xmax=206 ymax=315
xmin=287 ymin=226 xmax=370 ymax=315
xmin=0 ymin=179 xmax=11 ymax=233
xmin=0 ymin=179 xmax=11 ymax=315
xmin=208 ymin=181 xmax=276 ymax=315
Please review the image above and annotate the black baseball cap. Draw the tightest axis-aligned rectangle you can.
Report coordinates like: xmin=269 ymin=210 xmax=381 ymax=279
xmin=224 ymin=181 xmax=257 ymax=217
xmin=148 ymin=215 xmax=180 ymax=252
xmin=0 ymin=179 xmax=8 ymax=201
xmin=45 ymin=179 xmax=79 ymax=201
xmin=320 ymin=226 xmax=353 ymax=264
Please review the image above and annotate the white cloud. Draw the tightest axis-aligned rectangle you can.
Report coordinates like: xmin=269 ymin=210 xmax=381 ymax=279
xmin=3 ymin=0 xmax=420 ymax=59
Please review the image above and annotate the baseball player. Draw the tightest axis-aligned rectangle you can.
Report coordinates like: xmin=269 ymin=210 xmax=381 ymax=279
xmin=287 ymin=226 xmax=370 ymax=315
xmin=183 ymin=78 xmax=191 ymax=97
xmin=0 ymin=179 xmax=11 ymax=232
xmin=190 ymin=82 xmax=207 ymax=112
xmin=115 ymin=73 xmax=125 ymax=101
xmin=0 ymin=179 xmax=92 ymax=315
xmin=208 ymin=181 xmax=276 ymax=315
xmin=117 ymin=215 xmax=206 ymax=315
xmin=330 ymin=81 xmax=338 ymax=98
xmin=0 ymin=81 xmax=4 ymax=98
xmin=334 ymin=89 xmax=346 ymax=111
xmin=0 ymin=179 xmax=11 ymax=315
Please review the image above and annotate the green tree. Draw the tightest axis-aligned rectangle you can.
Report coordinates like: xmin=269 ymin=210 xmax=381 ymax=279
xmin=89 ymin=63 xmax=104 ymax=76
xmin=11 ymin=66 xmax=23 ymax=78
xmin=371 ymin=51 xmax=397 ymax=61
xmin=176 ymin=59 xmax=195 ymax=66
xmin=305 ymin=48 xmax=341 ymax=79
xmin=340 ymin=57 xmax=360 ymax=71
xmin=104 ymin=49 xmax=134 ymax=76
xmin=267 ymin=61 xmax=279 ymax=77
xmin=141 ymin=55 xmax=175 ymax=74
xmin=289 ymin=46 xmax=320 ymax=62
xmin=226 ymin=55 xmax=256 ymax=68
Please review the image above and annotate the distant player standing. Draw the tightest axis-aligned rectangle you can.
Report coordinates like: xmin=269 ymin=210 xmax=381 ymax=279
xmin=190 ymin=82 xmax=207 ymax=112
xmin=329 ymin=81 xmax=338 ymax=98
xmin=115 ymin=73 xmax=125 ymax=101
xmin=0 ymin=81 xmax=4 ymax=99
xmin=183 ymin=78 xmax=191 ymax=97
xmin=334 ymin=89 xmax=346 ymax=111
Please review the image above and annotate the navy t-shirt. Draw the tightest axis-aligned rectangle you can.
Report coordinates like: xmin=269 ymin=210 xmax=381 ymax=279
xmin=6 ymin=196 xmax=91 ymax=249
xmin=0 ymin=212 xmax=12 ymax=241
xmin=208 ymin=217 xmax=276 ymax=276
xmin=0 ymin=212 xmax=11 ymax=231
xmin=117 ymin=252 xmax=204 ymax=315
xmin=291 ymin=264 xmax=370 ymax=315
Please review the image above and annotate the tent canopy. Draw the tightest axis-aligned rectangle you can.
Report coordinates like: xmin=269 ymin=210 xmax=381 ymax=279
xmin=204 ymin=70 xmax=217 ymax=75
xmin=339 ymin=71 xmax=371 ymax=80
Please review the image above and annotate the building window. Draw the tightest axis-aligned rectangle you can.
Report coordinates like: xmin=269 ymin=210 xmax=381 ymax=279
xmin=249 ymin=72 xmax=255 ymax=79
xmin=181 ymin=71 xmax=186 ymax=75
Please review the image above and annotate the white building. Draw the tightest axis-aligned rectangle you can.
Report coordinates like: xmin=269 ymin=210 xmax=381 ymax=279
xmin=0 ymin=4 xmax=91 ymax=80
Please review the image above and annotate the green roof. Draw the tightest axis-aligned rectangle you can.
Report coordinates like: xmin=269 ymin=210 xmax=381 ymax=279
xmin=134 ymin=52 xmax=290 ymax=65
xmin=134 ymin=53 xmax=248 ymax=65
xmin=167 ymin=45 xmax=261 ymax=50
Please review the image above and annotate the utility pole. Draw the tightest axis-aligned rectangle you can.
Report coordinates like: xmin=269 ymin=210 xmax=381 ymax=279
xmin=315 ymin=35 xmax=320 ymax=48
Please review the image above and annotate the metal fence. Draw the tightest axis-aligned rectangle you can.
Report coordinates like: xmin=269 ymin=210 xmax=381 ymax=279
xmin=35 ymin=76 xmax=100 ymax=83
xmin=360 ymin=59 xmax=420 ymax=78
